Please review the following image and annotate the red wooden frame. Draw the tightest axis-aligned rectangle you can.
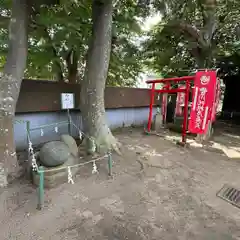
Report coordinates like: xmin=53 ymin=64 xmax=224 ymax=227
xmin=145 ymin=76 xmax=195 ymax=144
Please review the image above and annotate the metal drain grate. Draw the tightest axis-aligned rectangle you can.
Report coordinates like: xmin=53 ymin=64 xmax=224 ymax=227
xmin=217 ymin=184 xmax=240 ymax=209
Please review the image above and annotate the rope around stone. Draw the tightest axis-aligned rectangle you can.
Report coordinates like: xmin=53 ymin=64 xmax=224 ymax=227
xmin=27 ymin=117 xmax=111 ymax=174
xmin=37 ymin=154 xmax=108 ymax=173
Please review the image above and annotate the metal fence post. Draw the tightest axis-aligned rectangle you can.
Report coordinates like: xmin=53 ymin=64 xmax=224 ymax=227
xmin=37 ymin=166 xmax=44 ymax=210
xmin=108 ymin=152 xmax=113 ymax=176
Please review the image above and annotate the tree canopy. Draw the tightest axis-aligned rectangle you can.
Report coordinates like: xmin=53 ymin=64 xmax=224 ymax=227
xmin=1 ymin=0 xmax=240 ymax=83
xmin=143 ymin=0 xmax=240 ymax=77
xmin=0 ymin=0 xmax=146 ymax=86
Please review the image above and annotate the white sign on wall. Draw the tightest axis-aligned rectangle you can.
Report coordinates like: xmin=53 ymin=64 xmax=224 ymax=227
xmin=61 ymin=93 xmax=75 ymax=109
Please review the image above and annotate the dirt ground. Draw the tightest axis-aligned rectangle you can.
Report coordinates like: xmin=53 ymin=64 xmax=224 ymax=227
xmin=0 ymin=129 xmax=240 ymax=240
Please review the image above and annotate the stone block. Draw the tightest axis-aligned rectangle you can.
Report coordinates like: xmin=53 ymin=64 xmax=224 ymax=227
xmin=33 ymin=155 xmax=79 ymax=188
xmin=39 ymin=141 xmax=70 ymax=167
xmin=61 ymin=134 xmax=78 ymax=157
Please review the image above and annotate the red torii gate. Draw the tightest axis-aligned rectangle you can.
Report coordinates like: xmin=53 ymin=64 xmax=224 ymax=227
xmin=145 ymin=76 xmax=195 ymax=144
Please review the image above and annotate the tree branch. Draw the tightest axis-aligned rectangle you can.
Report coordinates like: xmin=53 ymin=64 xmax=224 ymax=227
xmin=165 ymin=0 xmax=217 ymax=49
xmin=65 ymin=48 xmax=79 ymax=83
xmin=167 ymin=21 xmax=205 ymax=47
xmin=178 ymin=22 xmax=200 ymax=41
xmin=199 ymin=0 xmax=217 ymax=46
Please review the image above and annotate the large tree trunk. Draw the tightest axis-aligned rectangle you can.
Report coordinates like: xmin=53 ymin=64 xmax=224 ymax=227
xmin=194 ymin=0 xmax=217 ymax=143
xmin=80 ymin=0 xmax=120 ymax=155
xmin=0 ymin=0 xmax=28 ymax=186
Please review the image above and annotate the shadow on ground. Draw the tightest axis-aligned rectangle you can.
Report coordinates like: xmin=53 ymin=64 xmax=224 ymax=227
xmin=210 ymin=121 xmax=240 ymax=159
xmin=0 ymin=129 xmax=239 ymax=240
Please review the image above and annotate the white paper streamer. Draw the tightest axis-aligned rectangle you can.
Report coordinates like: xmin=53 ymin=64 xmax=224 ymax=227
xmin=79 ymin=131 xmax=82 ymax=140
xmin=92 ymin=161 xmax=98 ymax=174
xmin=91 ymin=140 xmax=96 ymax=153
xmin=68 ymin=167 xmax=74 ymax=184
xmin=28 ymin=140 xmax=38 ymax=171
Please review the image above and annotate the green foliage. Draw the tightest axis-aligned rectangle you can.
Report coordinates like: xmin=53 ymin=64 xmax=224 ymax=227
xmin=2 ymin=0 xmax=240 ymax=86
xmin=143 ymin=0 xmax=240 ymax=77
xmin=143 ymin=21 xmax=196 ymax=77
xmin=142 ymin=1 xmax=197 ymax=76
xmin=0 ymin=0 xmax=145 ymax=86
xmin=109 ymin=38 xmax=143 ymax=86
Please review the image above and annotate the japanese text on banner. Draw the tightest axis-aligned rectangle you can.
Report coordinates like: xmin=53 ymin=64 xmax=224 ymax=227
xmin=188 ymin=71 xmax=217 ymax=134
xmin=195 ymin=87 xmax=208 ymax=129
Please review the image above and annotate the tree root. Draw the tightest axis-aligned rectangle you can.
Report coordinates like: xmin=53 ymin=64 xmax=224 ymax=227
xmin=96 ymin=132 xmax=122 ymax=155
xmin=111 ymin=140 xmax=122 ymax=156
xmin=82 ymin=130 xmax=122 ymax=156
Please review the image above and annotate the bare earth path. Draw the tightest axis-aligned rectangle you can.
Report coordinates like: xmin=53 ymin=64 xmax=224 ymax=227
xmin=0 ymin=130 xmax=239 ymax=240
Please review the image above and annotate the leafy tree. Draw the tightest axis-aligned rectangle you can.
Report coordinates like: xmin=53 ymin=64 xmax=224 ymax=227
xmin=144 ymin=0 xmax=218 ymax=74
xmin=144 ymin=26 xmax=196 ymax=77
xmin=0 ymin=0 xmax=60 ymax=186
xmin=0 ymin=0 xmax=29 ymax=186
xmin=79 ymin=0 xmax=152 ymax=154
xmin=216 ymin=0 xmax=240 ymax=76
xmin=143 ymin=0 xmax=240 ymax=140
xmin=144 ymin=0 xmax=240 ymax=77
xmin=0 ymin=0 xmax=144 ymax=86
xmin=0 ymin=0 xmax=148 ymax=184
xmin=80 ymin=0 xmax=118 ymax=154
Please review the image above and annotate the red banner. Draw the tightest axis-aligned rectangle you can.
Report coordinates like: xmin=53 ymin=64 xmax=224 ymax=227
xmin=175 ymin=86 xmax=185 ymax=116
xmin=162 ymin=92 xmax=167 ymax=124
xmin=211 ymin=78 xmax=221 ymax=122
xmin=188 ymin=71 xmax=217 ymax=134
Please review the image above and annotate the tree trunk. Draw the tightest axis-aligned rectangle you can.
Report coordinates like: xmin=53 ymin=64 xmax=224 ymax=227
xmin=66 ymin=49 xmax=79 ymax=84
xmin=52 ymin=48 xmax=64 ymax=82
xmin=192 ymin=1 xmax=217 ymax=143
xmin=0 ymin=0 xmax=28 ymax=186
xmin=80 ymin=0 xmax=120 ymax=155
